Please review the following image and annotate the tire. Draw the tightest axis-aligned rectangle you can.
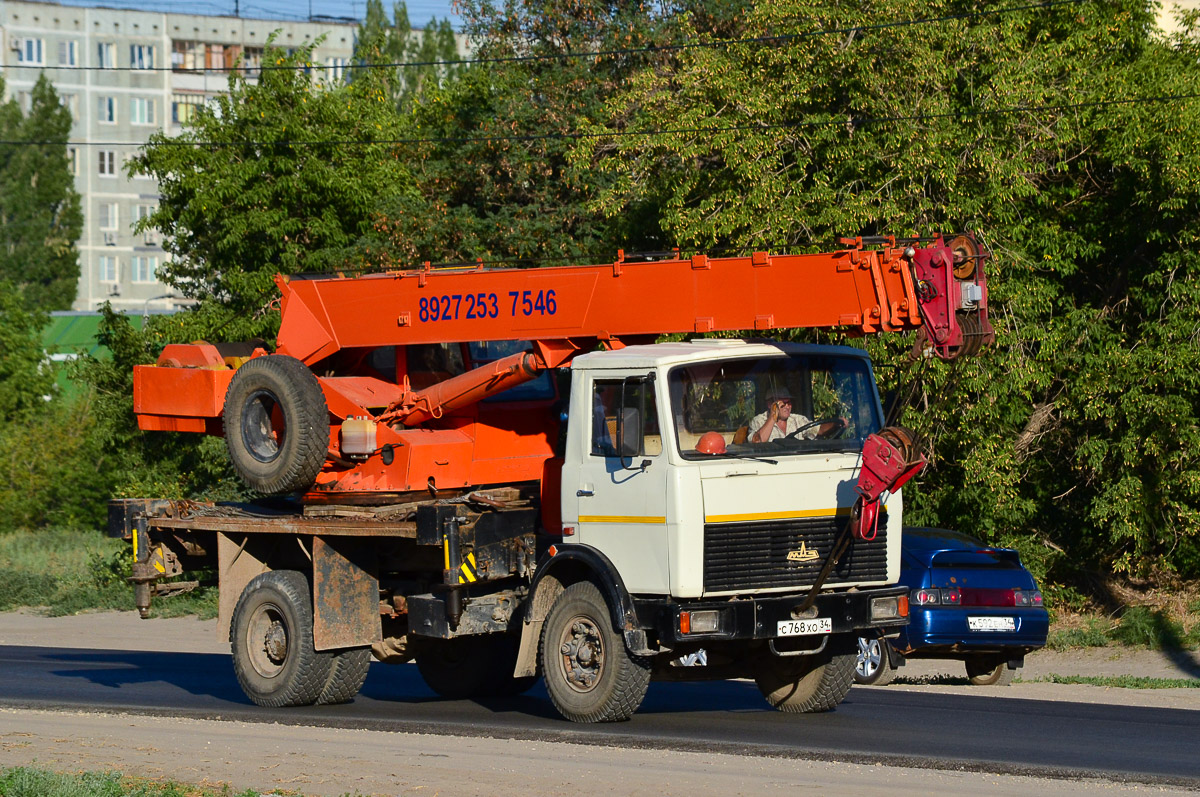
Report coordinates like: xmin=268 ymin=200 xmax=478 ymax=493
xmin=966 ymin=659 xmax=1015 ymax=686
xmin=317 ymin=647 xmax=371 ymax=705
xmin=230 ymin=570 xmax=333 ymax=708
xmin=755 ymin=649 xmax=856 ymax=713
xmin=854 ymin=636 xmax=895 ymax=686
xmin=222 ymin=355 xmax=329 ymax=495
xmin=540 ymin=581 xmax=651 ymax=723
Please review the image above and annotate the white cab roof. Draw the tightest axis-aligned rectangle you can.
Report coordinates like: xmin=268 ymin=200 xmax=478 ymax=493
xmin=570 ymin=339 xmax=872 ymax=370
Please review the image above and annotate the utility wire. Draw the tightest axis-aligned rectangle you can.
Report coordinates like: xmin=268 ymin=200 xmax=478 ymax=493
xmin=1 ymin=0 xmax=1090 ymax=73
xmin=5 ymin=90 xmax=1196 ymax=148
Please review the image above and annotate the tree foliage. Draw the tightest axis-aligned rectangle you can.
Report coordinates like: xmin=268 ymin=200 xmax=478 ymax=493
xmin=364 ymin=0 xmax=688 ymax=266
xmin=356 ymin=0 xmax=463 ymax=109
xmin=128 ymin=38 xmax=416 ymax=343
xmin=68 ymin=0 xmax=1200 ymax=593
xmin=577 ymin=0 xmax=1200 ymax=580
xmin=0 ymin=74 xmax=82 ymax=312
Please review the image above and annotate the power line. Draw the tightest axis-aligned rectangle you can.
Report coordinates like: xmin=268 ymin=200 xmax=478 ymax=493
xmin=4 ymin=90 xmax=1196 ymax=149
xmin=1 ymin=0 xmax=1090 ymax=74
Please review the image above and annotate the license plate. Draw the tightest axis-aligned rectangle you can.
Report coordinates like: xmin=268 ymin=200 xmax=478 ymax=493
xmin=777 ymin=618 xmax=833 ymax=637
xmin=968 ymin=616 xmax=1016 ymax=632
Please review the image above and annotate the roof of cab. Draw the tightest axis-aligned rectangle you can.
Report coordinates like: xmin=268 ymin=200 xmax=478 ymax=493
xmin=570 ymin=339 xmax=873 ymax=370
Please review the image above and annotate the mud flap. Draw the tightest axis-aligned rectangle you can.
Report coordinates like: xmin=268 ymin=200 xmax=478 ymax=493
xmin=513 ymin=618 xmax=543 ymax=678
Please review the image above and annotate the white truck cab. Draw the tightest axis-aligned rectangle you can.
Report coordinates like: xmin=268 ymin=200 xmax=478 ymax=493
xmin=561 ymin=339 xmax=900 ymax=598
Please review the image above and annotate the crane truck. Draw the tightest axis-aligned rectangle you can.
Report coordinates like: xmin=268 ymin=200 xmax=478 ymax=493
xmin=110 ymin=234 xmax=993 ymax=722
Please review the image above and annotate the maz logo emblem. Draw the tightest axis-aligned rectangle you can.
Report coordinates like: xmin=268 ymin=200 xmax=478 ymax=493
xmin=786 ymin=543 xmax=819 ymax=562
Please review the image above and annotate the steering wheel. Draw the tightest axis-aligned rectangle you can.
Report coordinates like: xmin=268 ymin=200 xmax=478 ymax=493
xmin=782 ymin=417 xmax=847 ymax=441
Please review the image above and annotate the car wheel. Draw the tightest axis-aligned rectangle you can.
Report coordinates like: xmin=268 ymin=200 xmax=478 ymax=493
xmin=966 ymin=659 xmax=1015 ymax=686
xmin=854 ymin=636 xmax=895 ymax=686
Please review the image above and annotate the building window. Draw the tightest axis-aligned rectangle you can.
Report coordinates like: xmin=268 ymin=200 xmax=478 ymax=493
xmin=171 ymin=40 xmax=204 ymax=71
xmin=60 ymin=93 xmax=78 ymax=118
xmin=98 ymin=150 xmax=116 ymax=176
xmin=131 ymin=97 xmax=156 ymax=125
xmin=325 ymin=57 xmax=348 ymax=82
xmin=242 ymin=46 xmax=263 ymax=76
xmin=98 ymin=202 xmax=118 ymax=230
xmin=171 ymin=93 xmax=205 ymax=125
xmin=67 ymin=147 xmax=78 ymax=175
xmin=129 ymin=44 xmax=154 ymax=70
xmin=136 ymin=205 xmax=158 ymax=244
xmin=58 ymin=40 xmax=77 ymax=66
xmin=99 ymin=256 xmax=118 ymax=283
xmin=96 ymin=42 xmax=115 ymax=68
xmin=16 ymin=38 xmax=44 ymax=65
xmin=132 ymin=256 xmax=158 ymax=283
xmin=97 ymin=95 xmax=115 ymax=124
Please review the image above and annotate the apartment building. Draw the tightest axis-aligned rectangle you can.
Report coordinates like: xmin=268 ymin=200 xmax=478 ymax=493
xmin=0 ymin=0 xmax=358 ymax=312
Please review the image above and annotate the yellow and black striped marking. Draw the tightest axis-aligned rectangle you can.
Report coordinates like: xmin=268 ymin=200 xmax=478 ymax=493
xmin=458 ymin=552 xmax=478 ymax=584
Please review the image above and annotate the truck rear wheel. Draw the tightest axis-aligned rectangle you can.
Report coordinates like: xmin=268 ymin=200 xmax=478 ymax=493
xmin=317 ymin=647 xmax=371 ymax=705
xmin=222 ymin=355 xmax=328 ymax=495
xmin=540 ymin=581 xmax=651 ymax=723
xmin=230 ymin=570 xmax=333 ymax=707
xmin=755 ymin=648 xmax=855 ymax=713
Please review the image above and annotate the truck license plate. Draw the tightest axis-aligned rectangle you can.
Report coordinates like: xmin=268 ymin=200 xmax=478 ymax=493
xmin=777 ymin=618 xmax=832 ymax=637
xmin=968 ymin=616 xmax=1016 ymax=632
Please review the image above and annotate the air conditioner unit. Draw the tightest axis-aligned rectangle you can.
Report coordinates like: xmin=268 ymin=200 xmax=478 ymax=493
xmin=105 ymin=283 xmax=120 ymax=297
xmin=143 ymin=232 xmax=159 ymax=246
xmin=103 ymin=232 xmax=117 ymax=245
xmin=10 ymin=39 xmax=23 ymax=52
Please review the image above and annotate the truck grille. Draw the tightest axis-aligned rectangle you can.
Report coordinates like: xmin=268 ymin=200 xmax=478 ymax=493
xmin=703 ymin=514 xmax=889 ymax=592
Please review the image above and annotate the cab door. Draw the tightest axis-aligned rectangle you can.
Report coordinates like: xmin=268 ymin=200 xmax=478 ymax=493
xmin=561 ymin=372 xmax=670 ymax=595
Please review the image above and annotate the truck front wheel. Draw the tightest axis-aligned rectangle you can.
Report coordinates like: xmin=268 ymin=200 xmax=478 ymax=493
xmin=230 ymin=570 xmax=333 ymax=707
xmin=755 ymin=647 xmax=856 ymax=713
xmin=540 ymin=581 xmax=651 ymax=723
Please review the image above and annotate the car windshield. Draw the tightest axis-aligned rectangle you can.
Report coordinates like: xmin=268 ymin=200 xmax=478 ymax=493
xmin=669 ymin=352 xmax=881 ymax=460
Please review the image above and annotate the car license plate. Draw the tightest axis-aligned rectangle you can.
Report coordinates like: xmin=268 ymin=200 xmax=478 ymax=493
xmin=777 ymin=618 xmax=833 ymax=637
xmin=968 ymin=616 xmax=1016 ymax=632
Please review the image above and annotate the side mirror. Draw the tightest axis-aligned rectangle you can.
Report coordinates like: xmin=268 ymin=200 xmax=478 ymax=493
xmin=617 ymin=407 xmax=642 ymax=457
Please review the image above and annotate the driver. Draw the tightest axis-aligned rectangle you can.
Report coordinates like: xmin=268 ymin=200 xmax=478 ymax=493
xmin=748 ymin=388 xmax=843 ymax=443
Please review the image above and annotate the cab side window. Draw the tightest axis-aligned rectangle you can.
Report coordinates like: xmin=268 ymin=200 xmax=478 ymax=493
xmin=591 ymin=380 xmax=662 ymax=457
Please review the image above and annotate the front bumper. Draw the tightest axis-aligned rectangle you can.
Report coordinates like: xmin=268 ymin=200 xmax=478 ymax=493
xmin=635 ymin=585 xmax=909 ymax=646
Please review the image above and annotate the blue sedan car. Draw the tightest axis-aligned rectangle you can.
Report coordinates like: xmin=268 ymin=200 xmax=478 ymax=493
xmin=855 ymin=527 xmax=1049 ymax=686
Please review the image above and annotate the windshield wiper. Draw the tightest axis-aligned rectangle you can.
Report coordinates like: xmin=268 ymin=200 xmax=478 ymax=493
xmin=720 ymin=451 xmax=778 ymax=464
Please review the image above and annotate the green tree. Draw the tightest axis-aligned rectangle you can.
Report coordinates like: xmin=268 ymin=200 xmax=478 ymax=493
xmin=579 ymin=1 xmax=1200 ymax=582
xmin=128 ymin=38 xmax=416 ymax=343
xmin=366 ymin=0 xmax=689 ymax=266
xmin=356 ymin=0 xmax=462 ymax=110
xmin=0 ymin=74 xmax=83 ymax=312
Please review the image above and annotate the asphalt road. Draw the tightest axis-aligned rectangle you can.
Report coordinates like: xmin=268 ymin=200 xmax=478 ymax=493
xmin=1 ymin=643 xmax=1197 ymax=788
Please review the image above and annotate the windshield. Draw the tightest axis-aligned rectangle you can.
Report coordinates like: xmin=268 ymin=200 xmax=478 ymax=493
xmin=669 ymin=353 xmax=881 ymax=461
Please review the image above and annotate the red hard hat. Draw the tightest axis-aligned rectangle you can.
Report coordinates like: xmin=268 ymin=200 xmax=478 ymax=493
xmin=696 ymin=431 xmax=727 ymax=455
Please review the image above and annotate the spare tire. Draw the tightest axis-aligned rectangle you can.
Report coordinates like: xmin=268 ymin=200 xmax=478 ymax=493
xmin=223 ymin=355 xmax=329 ymax=494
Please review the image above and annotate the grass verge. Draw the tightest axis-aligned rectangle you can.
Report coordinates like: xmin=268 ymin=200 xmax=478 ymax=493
xmin=0 ymin=766 xmax=279 ymax=796
xmin=1029 ymin=674 xmax=1200 ymax=689
xmin=0 ymin=528 xmax=216 ymax=619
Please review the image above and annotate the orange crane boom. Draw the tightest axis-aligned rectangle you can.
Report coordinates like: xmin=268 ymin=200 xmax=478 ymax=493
xmin=133 ymin=234 xmax=992 ymax=500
